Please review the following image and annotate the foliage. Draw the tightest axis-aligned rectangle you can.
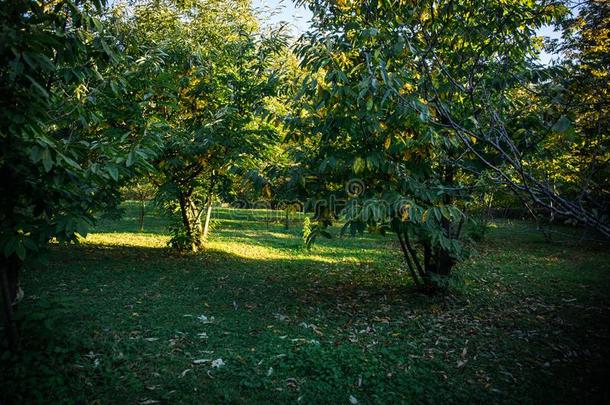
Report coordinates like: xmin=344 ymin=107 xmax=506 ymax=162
xmin=295 ymin=0 xmax=493 ymax=287
xmin=108 ymin=0 xmax=288 ymax=251
xmin=531 ymin=0 xmax=610 ymax=223
xmin=290 ymin=0 xmax=610 ymax=289
xmin=302 ymin=215 xmax=312 ymax=248
xmin=0 ymin=0 xmax=159 ymax=348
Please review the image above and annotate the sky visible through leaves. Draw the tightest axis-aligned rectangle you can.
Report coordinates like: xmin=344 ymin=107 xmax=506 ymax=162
xmin=253 ymin=0 xmax=563 ymax=64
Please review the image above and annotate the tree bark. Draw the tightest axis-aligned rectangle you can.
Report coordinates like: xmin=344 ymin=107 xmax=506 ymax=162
xmin=202 ymin=174 xmax=217 ymax=242
xmin=202 ymin=194 xmax=213 ymax=241
xmin=396 ymin=232 xmax=420 ymax=286
xmin=179 ymin=192 xmax=194 ymax=249
xmin=1 ymin=255 xmax=20 ymax=351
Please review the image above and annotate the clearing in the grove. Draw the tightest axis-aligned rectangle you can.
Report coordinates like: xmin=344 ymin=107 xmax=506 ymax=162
xmin=2 ymin=203 xmax=609 ymax=404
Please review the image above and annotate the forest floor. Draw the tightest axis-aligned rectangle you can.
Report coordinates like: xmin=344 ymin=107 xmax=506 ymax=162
xmin=1 ymin=203 xmax=609 ymax=404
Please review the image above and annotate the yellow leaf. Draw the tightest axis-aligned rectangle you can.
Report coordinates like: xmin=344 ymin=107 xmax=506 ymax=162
xmin=400 ymin=82 xmax=415 ymax=94
xmin=422 ymin=210 xmax=429 ymax=222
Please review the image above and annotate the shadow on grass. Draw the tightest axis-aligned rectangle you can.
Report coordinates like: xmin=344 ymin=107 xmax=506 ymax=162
xmin=45 ymin=240 xmax=433 ymax=314
xmin=5 ymin=221 xmax=610 ymax=405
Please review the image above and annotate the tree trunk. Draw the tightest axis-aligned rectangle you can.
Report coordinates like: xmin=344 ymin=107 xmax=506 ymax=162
xmin=202 ymin=174 xmax=217 ymax=243
xmin=419 ymin=242 xmax=454 ymax=290
xmin=428 ymin=248 xmax=454 ymax=277
xmin=396 ymin=232 xmax=421 ymax=286
xmin=202 ymin=194 xmax=213 ymax=241
xmin=1 ymin=255 xmax=20 ymax=351
xmin=139 ymin=199 xmax=145 ymax=232
xmin=179 ymin=193 xmax=195 ymax=249
xmin=425 ymin=165 xmax=457 ymax=281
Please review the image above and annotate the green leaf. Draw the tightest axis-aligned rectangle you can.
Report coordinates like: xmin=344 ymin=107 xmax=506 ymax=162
xmin=126 ymin=151 xmax=135 ymax=167
xmin=353 ymin=157 xmax=366 ymax=174
xmin=41 ymin=148 xmax=53 ymax=172
xmin=59 ymin=153 xmax=82 ymax=171
xmin=76 ymin=220 xmax=89 ymax=237
xmin=29 ymin=145 xmax=43 ymax=163
xmin=552 ymin=115 xmax=571 ymax=133
xmin=25 ymin=74 xmax=49 ymax=98
xmin=106 ymin=165 xmax=119 ymax=181
xmin=15 ymin=242 xmax=26 ymax=261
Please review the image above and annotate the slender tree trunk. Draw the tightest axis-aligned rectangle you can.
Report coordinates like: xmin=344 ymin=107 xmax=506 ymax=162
xmin=202 ymin=194 xmax=213 ymax=241
xmin=189 ymin=199 xmax=203 ymax=244
xmin=396 ymin=232 xmax=420 ymax=286
xmin=427 ymin=165 xmax=457 ymax=279
xmin=422 ymin=241 xmax=431 ymax=278
xmin=202 ymin=174 xmax=217 ymax=242
xmin=179 ymin=193 xmax=194 ymax=248
xmin=404 ymin=233 xmax=425 ymax=280
xmin=139 ymin=199 xmax=145 ymax=232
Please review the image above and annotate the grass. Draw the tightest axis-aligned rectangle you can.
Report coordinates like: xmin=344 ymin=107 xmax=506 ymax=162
xmin=1 ymin=202 xmax=609 ymax=404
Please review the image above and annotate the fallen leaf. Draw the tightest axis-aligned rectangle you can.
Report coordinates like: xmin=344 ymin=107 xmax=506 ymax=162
xmin=197 ymin=315 xmax=215 ymax=323
xmin=212 ymin=358 xmax=225 ymax=368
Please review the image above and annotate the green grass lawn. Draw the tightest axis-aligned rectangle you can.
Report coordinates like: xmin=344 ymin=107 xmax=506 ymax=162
xmin=2 ymin=203 xmax=609 ymax=404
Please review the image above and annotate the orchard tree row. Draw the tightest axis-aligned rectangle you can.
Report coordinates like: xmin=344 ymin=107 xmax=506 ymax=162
xmin=1 ymin=0 xmax=608 ymax=348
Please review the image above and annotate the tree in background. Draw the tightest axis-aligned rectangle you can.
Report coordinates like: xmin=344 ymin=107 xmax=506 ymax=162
xmin=535 ymin=0 xmax=610 ymax=226
xmin=122 ymin=180 xmax=156 ymax=231
xmin=109 ymin=0 xmax=288 ymax=251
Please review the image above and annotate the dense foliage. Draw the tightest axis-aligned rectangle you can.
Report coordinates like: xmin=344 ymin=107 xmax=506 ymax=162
xmin=0 ymin=0 xmax=154 ymax=348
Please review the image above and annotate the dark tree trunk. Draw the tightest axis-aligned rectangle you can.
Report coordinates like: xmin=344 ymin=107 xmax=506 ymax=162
xmin=201 ymin=173 xmax=217 ymax=243
xmin=427 ymin=248 xmax=454 ymax=277
xmin=1 ymin=255 xmax=20 ymax=351
xmin=396 ymin=232 xmax=421 ymax=286
xmin=422 ymin=242 xmax=455 ymax=289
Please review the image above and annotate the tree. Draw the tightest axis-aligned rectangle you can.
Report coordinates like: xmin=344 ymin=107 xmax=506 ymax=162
xmin=531 ymin=0 xmax=610 ymax=226
xmin=294 ymin=0 xmax=606 ymax=287
xmin=294 ymin=0 xmax=476 ymax=288
xmin=0 ymin=0 xmax=154 ymax=349
xmin=122 ymin=179 xmax=156 ymax=231
xmin=110 ymin=0 xmax=288 ymax=251
xmin=311 ymin=0 xmax=608 ymax=236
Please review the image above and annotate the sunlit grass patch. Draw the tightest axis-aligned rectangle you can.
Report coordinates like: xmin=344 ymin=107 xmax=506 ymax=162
xmin=84 ymin=232 xmax=170 ymax=248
